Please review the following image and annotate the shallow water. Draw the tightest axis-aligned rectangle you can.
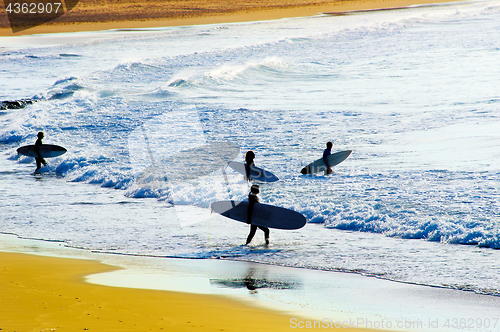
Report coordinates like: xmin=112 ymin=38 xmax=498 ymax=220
xmin=1 ymin=0 xmax=500 ymax=297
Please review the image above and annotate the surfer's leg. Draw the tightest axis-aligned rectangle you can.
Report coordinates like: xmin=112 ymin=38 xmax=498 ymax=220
xmin=35 ymin=158 xmax=42 ymax=172
xmin=259 ymin=226 xmax=270 ymax=245
xmin=246 ymin=225 xmax=257 ymax=244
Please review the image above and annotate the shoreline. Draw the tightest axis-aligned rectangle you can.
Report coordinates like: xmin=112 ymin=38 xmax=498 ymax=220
xmin=0 ymin=251 xmax=309 ymax=332
xmin=0 ymin=0 xmax=464 ymax=37
xmin=0 ymin=234 xmax=374 ymax=332
xmin=2 ymin=234 xmax=500 ymax=332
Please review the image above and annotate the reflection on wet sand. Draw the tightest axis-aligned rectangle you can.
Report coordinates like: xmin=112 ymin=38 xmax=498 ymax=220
xmin=210 ymin=267 xmax=300 ymax=294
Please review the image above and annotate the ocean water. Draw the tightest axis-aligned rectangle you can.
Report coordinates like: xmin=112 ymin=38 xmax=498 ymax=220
xmin=1 ymin=0 xmax=500 ymax=300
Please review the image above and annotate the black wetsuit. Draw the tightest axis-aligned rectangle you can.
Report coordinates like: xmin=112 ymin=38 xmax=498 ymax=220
xmin=245 ymin=160 xmax=254 ymax=181
xmin=245 ymin=192 xmax=270 ymax=244
xmin=34 ymin=137 xmax=46 ymax=171
xmin=323 ymin=148 xmax=331 ymax=167
xmin=323 ymin=148 xmax=332 ymax=175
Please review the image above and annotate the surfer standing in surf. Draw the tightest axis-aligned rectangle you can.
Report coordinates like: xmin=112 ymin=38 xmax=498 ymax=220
xmin=246 ymin=184 xmax=270 ymax=245
xmin=244 ymin=150 xmax=255 ymax=181
xmin=323 ymin=141 xmax=333 ymax=175
xmin=34 ymin=131 xmax=47 ymax=172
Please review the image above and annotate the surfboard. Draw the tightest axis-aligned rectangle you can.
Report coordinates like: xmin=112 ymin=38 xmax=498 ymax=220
xmin=300 ymin=150 xmax=352 ymax=174
xmin=227 ymin=161 xmax=279 ymax=182
xmin=17 ymin=144 xmax=67 ymax=158
xmin=210 ymin=200 xmax=306 ymax=230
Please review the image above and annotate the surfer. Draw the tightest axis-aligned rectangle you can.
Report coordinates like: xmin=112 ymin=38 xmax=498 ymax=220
xmin=34 ymin=131 xmax=47 ymax=172
xmin=245 ymin=184 xmax=270 ymax=245
xmin=244 ymin=150 xmax=255 ymax=181
xmin=323 ymin=141 xmax=333 ymax=175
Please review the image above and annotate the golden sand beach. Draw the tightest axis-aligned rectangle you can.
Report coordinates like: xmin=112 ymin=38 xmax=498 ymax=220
xmin=2 ymin=251 xmax=355 ymax=331
xmin=1 ymin=0 xmax=461 ymax=36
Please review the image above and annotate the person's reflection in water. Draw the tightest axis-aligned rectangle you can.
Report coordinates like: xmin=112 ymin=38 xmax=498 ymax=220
xmin=244 ymin=268 xmax=258 ymax=294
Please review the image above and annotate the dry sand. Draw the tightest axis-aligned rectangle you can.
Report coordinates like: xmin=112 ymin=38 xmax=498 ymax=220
xmin=1 ymin=0 xmax=461 ymax=36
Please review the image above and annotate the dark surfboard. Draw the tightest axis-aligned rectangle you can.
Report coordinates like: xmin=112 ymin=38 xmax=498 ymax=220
xmin=211 ymin=200 xmax=306 ymax=230
xmin=301 ymin=150 xmax=352 ymax=174
xmin=17 ymin=144 xmax=67 ymax=158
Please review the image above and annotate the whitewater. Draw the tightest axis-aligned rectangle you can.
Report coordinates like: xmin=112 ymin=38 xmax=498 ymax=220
xmin=1 ymin=0 xmax=500 ymax=299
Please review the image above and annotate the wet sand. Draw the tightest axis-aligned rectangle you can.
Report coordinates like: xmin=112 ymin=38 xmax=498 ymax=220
xmin=1 ymin=251 xmax=308 ymax=331
xmin=2 ymin=234 xmax=500 ymax=332
xmin=0 ymin=231 xmax=385 ymax=332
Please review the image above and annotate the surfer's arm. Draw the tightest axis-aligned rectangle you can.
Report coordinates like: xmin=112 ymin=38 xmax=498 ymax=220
xmin=246 ymin=197 xmax=258 ymax=224
xmin=323 ymin=151 xmax=331 ymax=168
xmin=34 ymin=140 xmax=42 ymax=158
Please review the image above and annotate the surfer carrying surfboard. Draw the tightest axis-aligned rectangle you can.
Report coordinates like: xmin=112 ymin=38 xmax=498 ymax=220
xmin=323 ymin=141 xmax=333 ymax=175
xmin=245 ymin=184 xmax=270 ymax=245
xmin=34 ymin=132 xmax=48 ymax=172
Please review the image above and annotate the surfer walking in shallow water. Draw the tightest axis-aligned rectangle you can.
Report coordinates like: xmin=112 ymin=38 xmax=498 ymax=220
xmin=323 ymin=141 xmax=333 ymax=175
xmin=246 ymin=184 xmax=270 ymax=245
xmin=34 ymin=131 xmax=47 ymax=173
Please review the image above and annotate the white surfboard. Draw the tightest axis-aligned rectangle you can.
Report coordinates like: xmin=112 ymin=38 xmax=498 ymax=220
xmin=227 ymin=161 xmax=279 ymax=182
xmin=211 ymin=200 xmax=306 ymax=230
xmin=17 ymin=144 xmax=67 ymax=158
xmin=300 ymin=150 xmax=352 ymax=174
